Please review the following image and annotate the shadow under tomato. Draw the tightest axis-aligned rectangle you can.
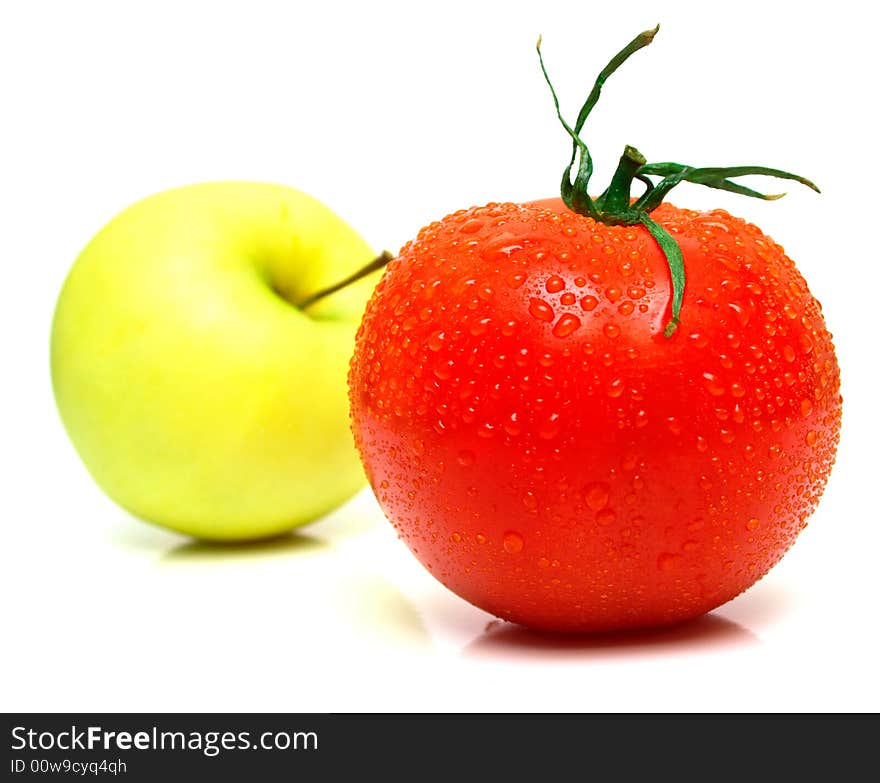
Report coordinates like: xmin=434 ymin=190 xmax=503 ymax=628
xmin=463 ymin=612 xmax=758 ymax=659
xmin=715 ymin=580 xmax=799 ymax=631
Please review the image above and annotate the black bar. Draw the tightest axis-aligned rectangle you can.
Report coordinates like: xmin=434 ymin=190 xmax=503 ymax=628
xmin=1 ymin=713 xmax=875 ymax=779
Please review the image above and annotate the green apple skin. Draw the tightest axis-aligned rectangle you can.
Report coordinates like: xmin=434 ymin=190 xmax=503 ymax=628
xmin=51 ymin=182 xmax=379 ymax=540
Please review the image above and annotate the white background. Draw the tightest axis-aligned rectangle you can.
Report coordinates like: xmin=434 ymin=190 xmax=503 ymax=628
xmin=2 ymin=0 xmax=878 ymax=711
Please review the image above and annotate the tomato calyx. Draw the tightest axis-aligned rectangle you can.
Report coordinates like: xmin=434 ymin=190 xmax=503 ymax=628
xmin=537 ymin=25 xmax=820 ymax=337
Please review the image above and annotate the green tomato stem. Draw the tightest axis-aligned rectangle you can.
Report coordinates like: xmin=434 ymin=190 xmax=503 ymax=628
xmin=537 ymin=25 xmax=819 ymax=337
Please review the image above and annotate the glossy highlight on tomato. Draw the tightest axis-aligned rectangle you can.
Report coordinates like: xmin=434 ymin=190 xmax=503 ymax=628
xmin=348 ymin=199 xmax=841 ymax=631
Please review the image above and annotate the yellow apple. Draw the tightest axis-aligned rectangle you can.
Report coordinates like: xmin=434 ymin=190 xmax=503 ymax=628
xmin=51 ymin=182 xmax=381 ymax=540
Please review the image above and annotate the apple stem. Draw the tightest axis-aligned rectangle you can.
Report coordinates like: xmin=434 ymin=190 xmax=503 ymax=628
xmin=298 ymin=250 xmax=393 ymax=310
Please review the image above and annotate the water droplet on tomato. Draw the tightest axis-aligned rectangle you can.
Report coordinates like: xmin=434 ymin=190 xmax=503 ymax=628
xmin=451 ymin=531 xmax=462 ymax=543
xmin=538 ymin=413 xmax=561 ymax=439
xmin=560 ymin=291 xmax=576 ymax=306
xmin=596 ymin=508 xmax=616 ymax=526
xmin=606 ymin=378 xmax=624 ymax=398
xmin=553 ymin=313 xmax=581 ymax=338
xmin=503 ymin=531 xmax=524 ymax=553
xmin=522 ymin=491 xmax=538 ymax=511
xmin=503 ymin=412 xmax=523 ymax=436
xmin=477 ymin=422 xmax=495 ymax=439
xmin=529 ymin=297 xmax=555 ymax=322
xmin=585 ymin=482 xmax=610 ymax=511
xmin=469 ymin=317 xmax=492 ymax=336
xmin=657 ymin=552 xmax=683 ymax=571
xmin=506 ymin=272 xmax=527 ymax=289
xmin=433 ymin=360 xmax=454 ymax=380
xmin=746 ymin=518 xmax=760 ymax=531
xmin=799 ymin=333 xmax=814 ymax=354
xmin=603 ymin=323 xmax=620 ymax=339
xmin=702 ymin=372 xmax=726 ymax=397
xmin=800 ymin=399 xmax=813 ymax=417
xmin=457 ymin=450 xmax=475 ymax=467
xmin=806 ymin=430 xmax=818 ymax=446
xmin=545 ymin=275 xmax=565 ymax=293
xmin=580 ymin=295 xmax=599 ymax=311
xmin=426 ymin=331 xmax=446 ymax=351
xmin=728 ymin=301 xmax=750 ymax=327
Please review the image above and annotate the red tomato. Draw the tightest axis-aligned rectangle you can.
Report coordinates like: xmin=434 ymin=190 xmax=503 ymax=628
xmin=348 ymin=199 xmax=840 ymax=631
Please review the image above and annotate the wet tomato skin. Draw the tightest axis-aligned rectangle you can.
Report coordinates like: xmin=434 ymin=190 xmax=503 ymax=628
xmin=348 ymin=199 xmax=841 ymax=632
